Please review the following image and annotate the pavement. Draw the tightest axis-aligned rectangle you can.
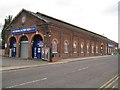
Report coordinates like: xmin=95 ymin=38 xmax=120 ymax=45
xmin=0 ymin=55 xmax=111 ymax=71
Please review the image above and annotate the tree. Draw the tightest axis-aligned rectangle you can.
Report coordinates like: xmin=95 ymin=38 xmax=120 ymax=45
xmin=1 ymin=15 xmax=13 ymax=48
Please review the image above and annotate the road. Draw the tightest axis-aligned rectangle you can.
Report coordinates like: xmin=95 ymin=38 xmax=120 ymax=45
xmin=2 ymin=55 xmax=118 ymax=88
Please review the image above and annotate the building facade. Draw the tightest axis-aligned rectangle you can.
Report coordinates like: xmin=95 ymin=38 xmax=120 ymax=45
xmin=5 ymin=9 xmax=118 ymax=61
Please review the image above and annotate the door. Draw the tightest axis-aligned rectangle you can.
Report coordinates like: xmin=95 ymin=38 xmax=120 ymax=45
xmin=20 ymin=41 xmax=28 ymax=58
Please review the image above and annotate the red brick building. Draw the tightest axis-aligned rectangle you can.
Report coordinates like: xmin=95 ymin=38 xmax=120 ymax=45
xmin=5 ymin=9 xmax=118 ymax=61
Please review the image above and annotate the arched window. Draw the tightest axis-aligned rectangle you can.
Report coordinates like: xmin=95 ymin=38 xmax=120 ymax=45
xmin=81 ymin=42 xmax=84 ymax=53
xmin=64 ymin=41 xmax=69 ymax=53
xmin=73 ymin=42 xmax=77 ymax=53
xmin=87 ymin=43 xmax=89 ymax=53
xmin=52 ymin=40 xmax=58 ymax=53
xmin=96 ymin=45 xmax=98 ymax=53
xmin=92 ymin=44 xmax=94 ymax=53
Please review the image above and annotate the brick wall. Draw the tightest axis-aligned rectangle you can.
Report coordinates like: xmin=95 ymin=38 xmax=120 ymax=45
xmin=5 ymin=10 xmax=118 ymax=61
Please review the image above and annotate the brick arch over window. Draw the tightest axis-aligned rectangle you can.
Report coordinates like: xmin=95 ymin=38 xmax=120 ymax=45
xmin=73 ymin=41 xmax=77 ymax=47
xmin=96 ymin=44 xmax=99 ymax=53
xmin=64 ymin=40 xmax=69 ymax=53
xmin=91 ymin=43 xmax=94 ymax=53
xmin=18 ymin=34 xmax=29 ymax=43
xmin=52 ymin=38 xmax=59 ymax=44
xmin=87 ymin=42 xmax=90 ymax=53
xmin=8 ymin=35 xmax=17 ymax=44
xmin=64 ymin=40 xmax=69 ymax=45
xmin=8 ymin=36 xmax=17 ymax=50
xmin=100 ymin=43 xmax=104 ymax=49
xmin=81 ymin=42 xmax=84 ymax=53
xmin=29 ymin=33 xmax=44 ymax=43
xmin=73 ymin=41 xmax=77 ymax=53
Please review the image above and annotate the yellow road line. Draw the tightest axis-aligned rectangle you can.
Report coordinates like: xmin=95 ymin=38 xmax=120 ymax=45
xmin=105 ymin=76 xmax=119 ymax=88
xmin=98 ymin=74 xmax=119 ymax=90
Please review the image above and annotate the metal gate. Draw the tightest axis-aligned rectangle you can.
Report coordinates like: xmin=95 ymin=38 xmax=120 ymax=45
xmin=20 ymin=41 xmax=28 ymax=58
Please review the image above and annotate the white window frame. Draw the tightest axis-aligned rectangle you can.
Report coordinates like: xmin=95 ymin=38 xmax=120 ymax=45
xmin=52 ymin=40 xmax=58 ymax=53
xmin=64 ymin=41 xmax=69 ymax=53
xmin=87 ymin=43 xmax=89 ymax=53
xmin=81 ymin=43 xmax=84 ymax=53
xmin=73 ymin=42 xmax=77 ymax=53
xmin=96 ymin=45 xmax=98 ymax=53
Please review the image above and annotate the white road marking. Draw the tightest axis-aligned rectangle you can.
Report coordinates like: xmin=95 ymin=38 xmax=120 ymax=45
xmin=71 ymin=71 xmax=76 ymax=73
xmin=78 ymin=69 xmax=82 ymax=71
xmin=7 ymin=77 xmax=47 ymax=88
xmin=78 ymin=67 xmax=88 ymax=71
xmin=64 ymin=67 xmax=88 ymax=75
xmin=82 ymin=67 xmax=88 ymax=70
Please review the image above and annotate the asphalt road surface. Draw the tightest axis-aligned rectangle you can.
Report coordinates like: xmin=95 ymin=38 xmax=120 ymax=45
xmin=2 ymin=55 xmax=118 ymax=88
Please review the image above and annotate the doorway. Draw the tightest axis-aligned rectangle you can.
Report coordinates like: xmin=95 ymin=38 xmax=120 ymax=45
xmin=20 ymin=36 xmax=28 ymax=58
xmin=9 ymin=37 xmax=16 ymax=57
xmin=32 ymin=34 xmax=43 ymax=59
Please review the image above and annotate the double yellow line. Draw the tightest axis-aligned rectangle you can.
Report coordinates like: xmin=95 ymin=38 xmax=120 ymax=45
xmin=98 ymin=74 xmax=119 ymax=90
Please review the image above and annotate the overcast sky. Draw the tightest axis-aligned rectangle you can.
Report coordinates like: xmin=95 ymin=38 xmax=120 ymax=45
xmin=0 ymin=0 xmax=119 ymax=42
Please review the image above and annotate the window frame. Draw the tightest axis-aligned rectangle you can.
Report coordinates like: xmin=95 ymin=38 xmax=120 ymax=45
xmin=92 ymin=44 xmax=94 ymax=53
xmin=52 ymin=39 xmax=58 ymax=53
xmin=73 ymin=41 xmax=77 ymax=53
xmin=96 ymin=45 xmax=98 ymax=53
xmin=81 ymin=42 xmax=84 ymax=53
xmin=87 ymin=43 xmax=89 ymax=53
xmin=64 ymin=40 xmax=69 ymax=53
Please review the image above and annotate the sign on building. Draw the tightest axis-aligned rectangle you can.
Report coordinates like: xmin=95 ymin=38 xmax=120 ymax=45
xmin=11 ymin=26 xmax=36 ymax=34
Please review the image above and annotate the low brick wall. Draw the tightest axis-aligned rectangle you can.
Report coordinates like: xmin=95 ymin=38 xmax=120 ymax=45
xmin=51 ymin=57 xmax=63 ymax=62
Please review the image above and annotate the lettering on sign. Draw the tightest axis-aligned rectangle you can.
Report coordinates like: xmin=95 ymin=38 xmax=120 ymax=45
xmin=11 ymin=26 xmax=36 ymax=34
